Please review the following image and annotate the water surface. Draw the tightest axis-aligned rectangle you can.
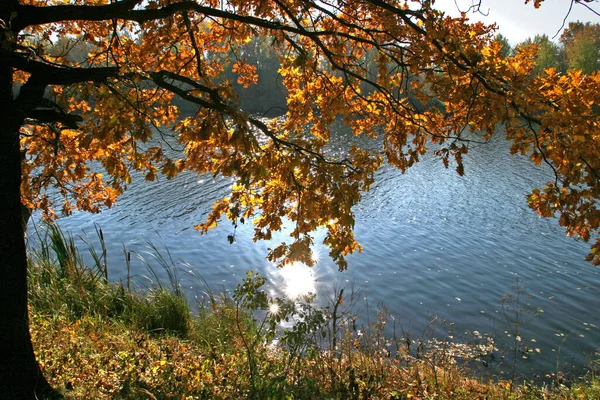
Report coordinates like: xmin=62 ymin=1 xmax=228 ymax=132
xmin=36 ymin=126 xmax=600 ymax=379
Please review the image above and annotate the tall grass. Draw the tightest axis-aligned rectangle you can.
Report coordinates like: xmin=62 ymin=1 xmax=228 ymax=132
xmin=27 ymin=222 xmax=600 ymax=399
xmin=28 ymin=222 xmax=191 ymax=337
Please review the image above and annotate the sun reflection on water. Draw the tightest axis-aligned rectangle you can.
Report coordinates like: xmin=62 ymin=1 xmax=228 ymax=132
xmin=279 ymin=262 xmax=317 ymax=299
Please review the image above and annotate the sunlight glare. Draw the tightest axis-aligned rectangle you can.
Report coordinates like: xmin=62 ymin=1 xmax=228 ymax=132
xmin=310 ymin=249 xmax=320 ymax=264
xmin=269 ymin=302 xmax=280 ymax=314
xmin=280 ymin=262 xmax=316 ymax=299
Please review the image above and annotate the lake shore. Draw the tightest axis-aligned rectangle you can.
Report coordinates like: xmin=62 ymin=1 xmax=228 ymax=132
xmin=29 ymin=223 xmax=600 ymax=399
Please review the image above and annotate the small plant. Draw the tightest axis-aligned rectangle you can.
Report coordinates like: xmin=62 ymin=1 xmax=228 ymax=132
xmin=230 ymin=270 xmax=327 ymax=397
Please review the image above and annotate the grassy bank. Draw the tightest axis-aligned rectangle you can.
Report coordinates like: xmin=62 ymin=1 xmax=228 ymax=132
xmin=28 ymin=223 xmax=600 ymax=399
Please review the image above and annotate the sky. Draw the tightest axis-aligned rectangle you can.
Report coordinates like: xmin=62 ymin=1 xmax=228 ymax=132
xmin=435 ymin=0 xmax=599 ymax=44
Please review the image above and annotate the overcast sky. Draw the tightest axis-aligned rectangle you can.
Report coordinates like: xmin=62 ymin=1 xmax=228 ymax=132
xmin=435 ymin=0 xmax=599 ymax=44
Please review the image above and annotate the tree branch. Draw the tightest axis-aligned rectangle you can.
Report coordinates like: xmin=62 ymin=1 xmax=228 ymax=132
xmin=13 ymin=0 xmax=140 ymax=31
xmin=26 ymin=109 xmax=83 ymax=129
xmin=147 ymin=70 xmax=225 ymax=111
xmin=14 ymin=0 xmax=412 ymax=49
xmin=0 ymin=0 xmax=19 ymax=22
xmin=15 ymin=1 xmax=286 ymax=32
xmin=6 ymin=50 xmax=119 ymax=85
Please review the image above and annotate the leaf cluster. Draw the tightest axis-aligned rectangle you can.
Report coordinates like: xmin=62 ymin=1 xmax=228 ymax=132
xmin=6 ymin=0 xmax=600 ymax=266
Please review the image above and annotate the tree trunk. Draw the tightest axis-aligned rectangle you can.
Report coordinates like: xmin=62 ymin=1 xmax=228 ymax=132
xmin=0 ymin=54 xmax=59 ymax=400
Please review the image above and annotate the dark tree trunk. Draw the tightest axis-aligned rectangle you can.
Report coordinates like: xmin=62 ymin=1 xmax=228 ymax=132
xmin=0 ymin=47 xmax=60 ymax=400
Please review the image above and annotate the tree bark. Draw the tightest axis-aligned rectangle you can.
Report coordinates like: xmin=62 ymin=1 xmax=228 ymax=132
xmin=0 ymin=51 xmax=60 ymax=400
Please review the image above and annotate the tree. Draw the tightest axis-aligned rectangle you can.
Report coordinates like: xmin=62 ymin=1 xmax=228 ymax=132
xmin=2 ymin=0 xmax=600 ymax=397
xmin=561 ymin=21 xmax=600 ymax=74
xmin=517 ymin=34 xmax=563 ymax=75
xmin=533 ymin=35 xmax=564 ymax=74
xmin=494 ymin=33 xmax=513 ymax=59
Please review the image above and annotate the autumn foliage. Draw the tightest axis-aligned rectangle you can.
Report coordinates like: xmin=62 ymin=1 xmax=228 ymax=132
xmin=8 ymin=0 xmax=600 ymax=271
xmin=4 ymin=0 xmax=600 ymax=396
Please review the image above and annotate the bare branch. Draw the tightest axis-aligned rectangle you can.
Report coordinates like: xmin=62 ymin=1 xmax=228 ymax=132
xmin=553 ymin=0 xmax=576 ymax=39
xmin=576 ymin=0 xmax=600 ymax=17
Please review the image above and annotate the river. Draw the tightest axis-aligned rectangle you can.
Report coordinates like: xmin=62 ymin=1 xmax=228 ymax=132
xmin=32 ymin=124 xmax=600 ymax=380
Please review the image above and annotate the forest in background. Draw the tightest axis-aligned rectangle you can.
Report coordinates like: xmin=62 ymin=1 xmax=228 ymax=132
xmin=496 ymin=21 xmax=600 ymax=76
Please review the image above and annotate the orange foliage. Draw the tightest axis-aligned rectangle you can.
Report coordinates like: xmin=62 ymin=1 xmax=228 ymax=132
xmin=7 ymin=0 xmax=600 ymax=267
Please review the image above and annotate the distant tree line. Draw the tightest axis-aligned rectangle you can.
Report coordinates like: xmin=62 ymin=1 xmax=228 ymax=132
xmin=495 ymin=21 xmax=600 ymax=75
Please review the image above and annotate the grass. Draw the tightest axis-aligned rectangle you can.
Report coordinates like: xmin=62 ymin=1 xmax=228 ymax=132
xmin=27 ymin=222 xmax=600 ymax=399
